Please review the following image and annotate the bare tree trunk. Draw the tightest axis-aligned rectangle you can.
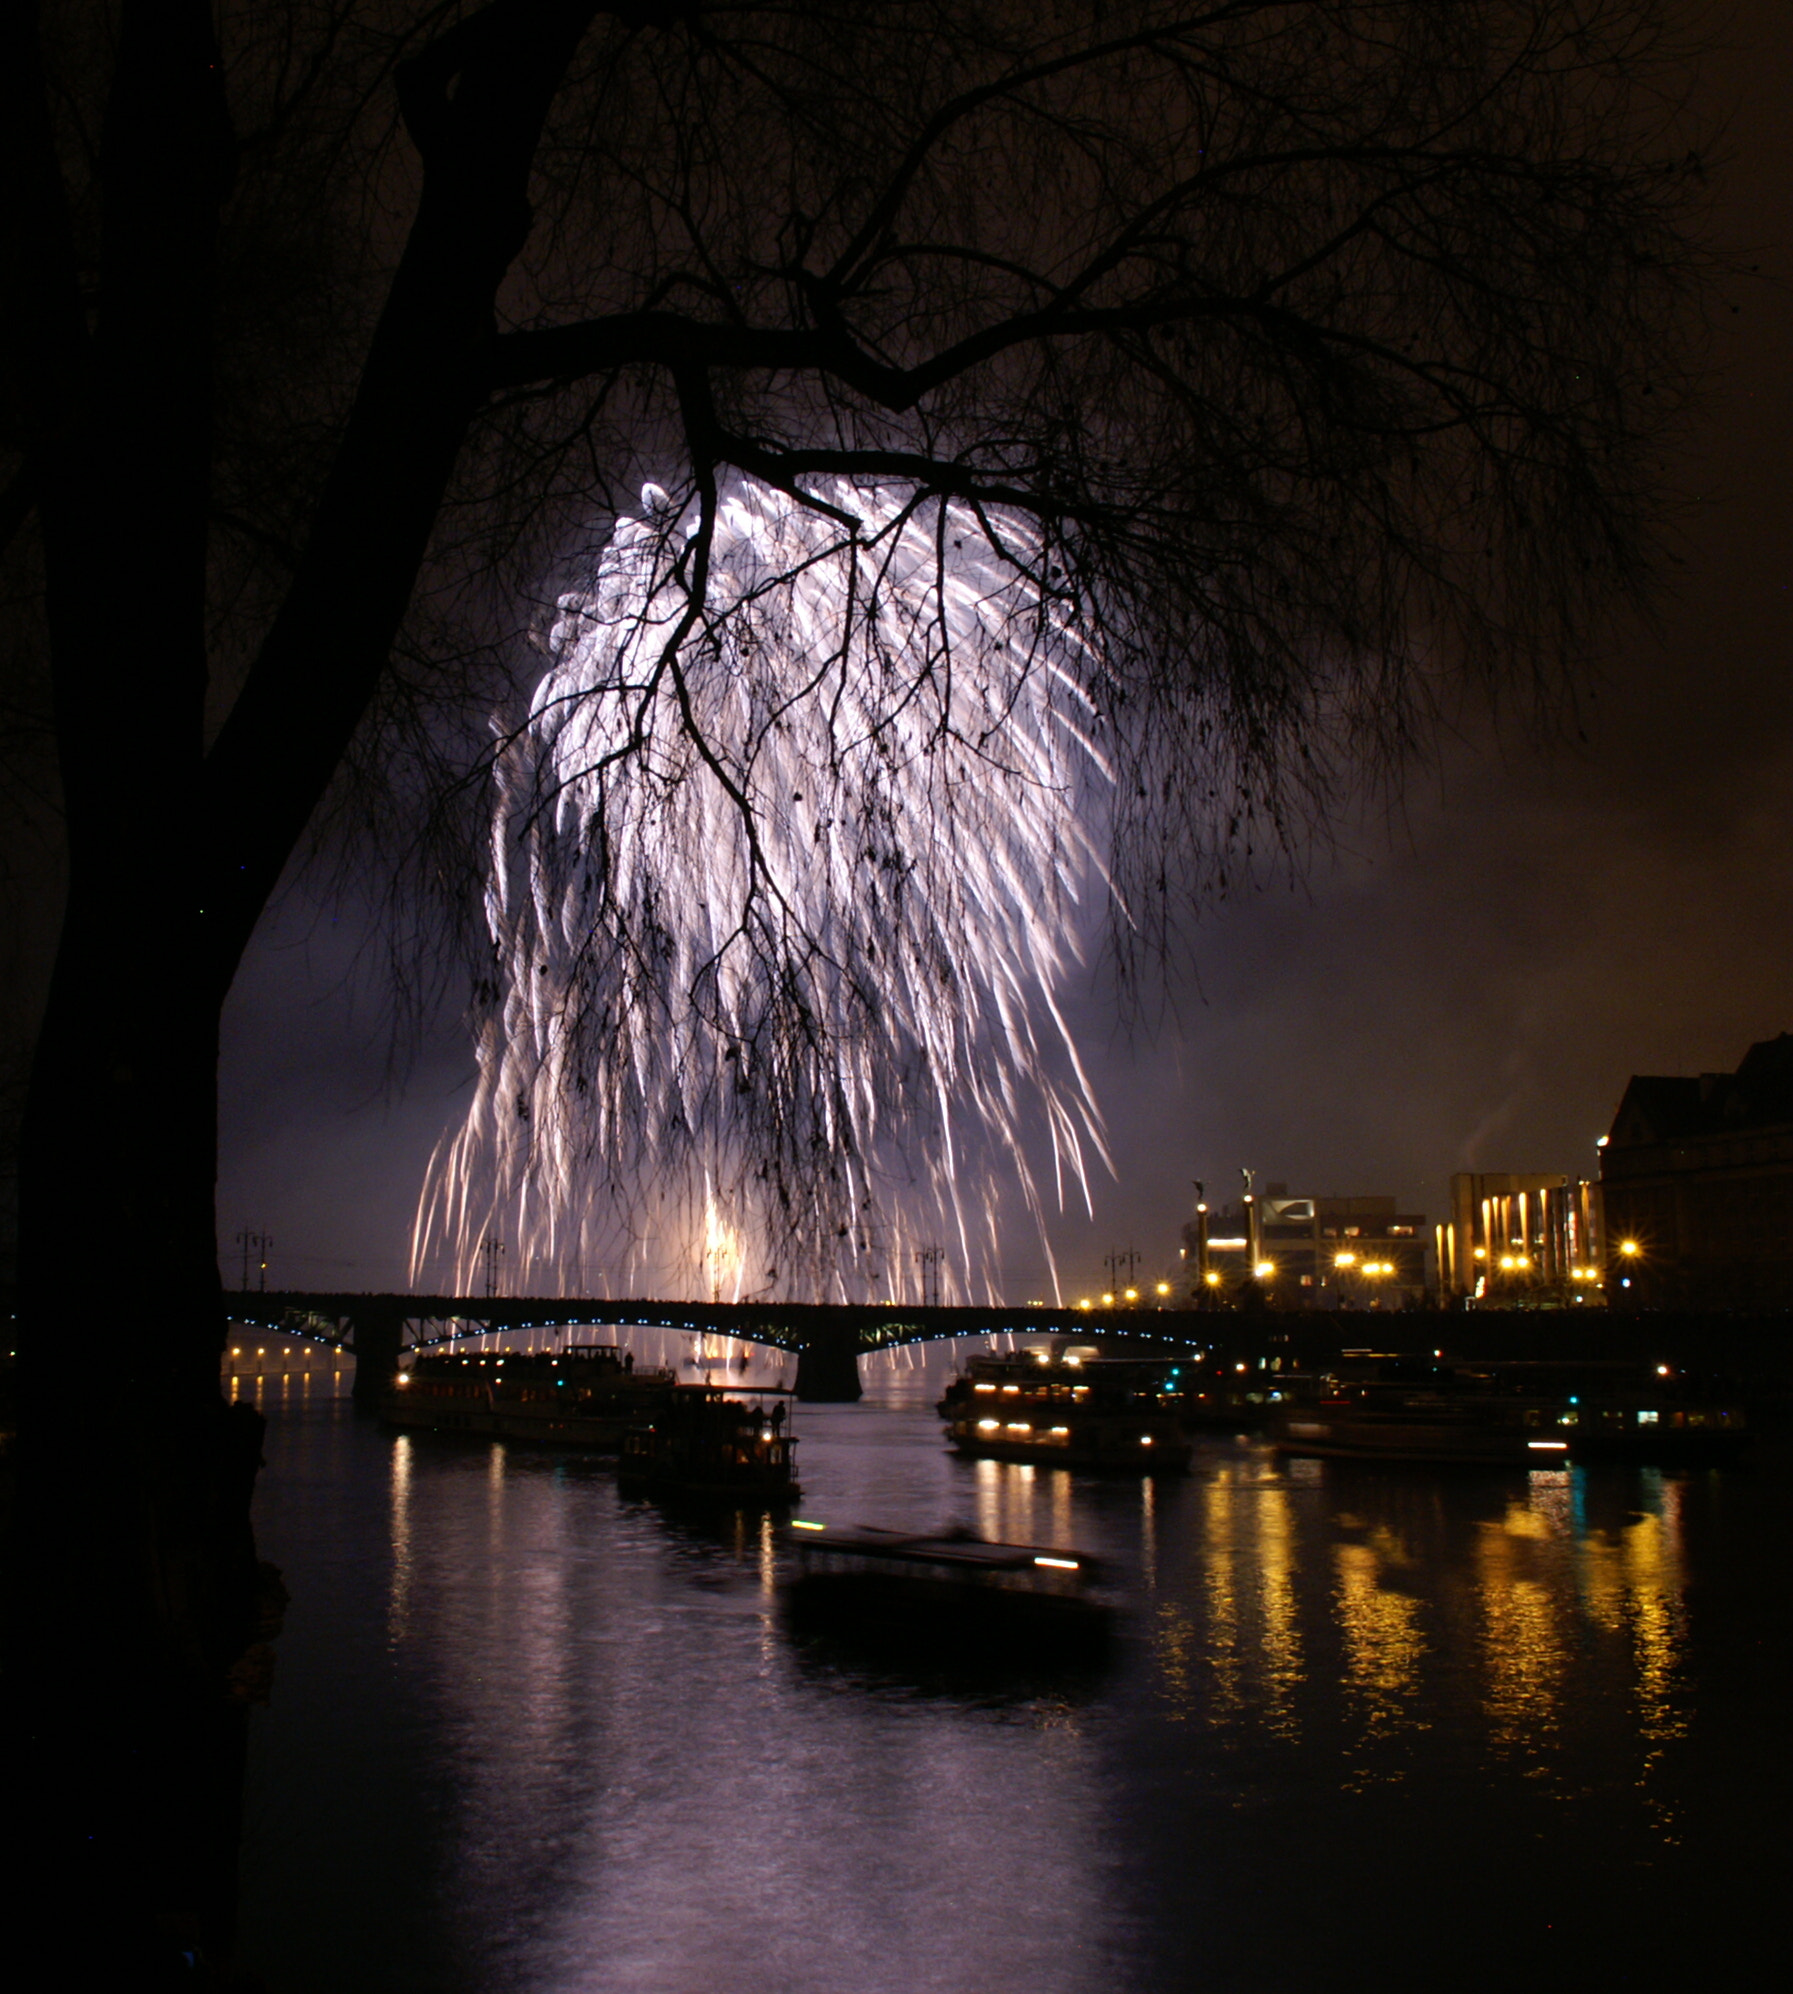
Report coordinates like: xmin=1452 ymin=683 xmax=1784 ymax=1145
xmin=6 ymin=6 xmax=600 ymax=1970
xmin=5 ymin=4 xmax=269 ymax=1972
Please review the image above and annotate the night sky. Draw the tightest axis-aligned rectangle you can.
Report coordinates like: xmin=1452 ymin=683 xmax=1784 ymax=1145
xmin=216 ymin=3 xmax=1793 ymax=1305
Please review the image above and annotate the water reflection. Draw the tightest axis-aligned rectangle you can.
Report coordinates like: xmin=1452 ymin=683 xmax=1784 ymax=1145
xmin=1476 ymin=1498 xmax=1568 ymax=1759
xmin=242 ymin=1401 xmax=1775 ymax=1994
xmin=403 ymin=1433 xmax=1118 ymax=1991
xmin=1255 ymin=1484 xmax=1301 ymax=1742
xmin=1136 ymin=1447 xmax=1706 ymax=1806
xmin=389 ymin=1433 xmax=413 ymax=1644
xmin=1335 ymin=1536 xmax=1425 ymax=1765
xmin=1198 ymin=1474 xmax=1243 ymax=1723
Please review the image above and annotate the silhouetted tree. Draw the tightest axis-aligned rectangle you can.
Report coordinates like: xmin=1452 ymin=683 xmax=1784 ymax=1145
xmin=0 ymin=0 xmax=1706 ymax=1974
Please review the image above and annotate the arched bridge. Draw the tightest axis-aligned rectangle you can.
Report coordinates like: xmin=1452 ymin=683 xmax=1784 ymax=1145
xmin=237 ymin=1291 xmax=1246 ymax=1402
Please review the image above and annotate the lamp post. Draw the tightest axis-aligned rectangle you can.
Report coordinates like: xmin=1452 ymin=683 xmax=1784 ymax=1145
xmin=1333 ymin=1248 xmax=1356 ymax=1307
xmin=1613 ymin=1236 xmax=1641 ymax=1299
xmin=1241 ymin=1167 xmax=1261 ymax=1275
xmin=1191 ymin=1180 xmax=1211 ymax=1304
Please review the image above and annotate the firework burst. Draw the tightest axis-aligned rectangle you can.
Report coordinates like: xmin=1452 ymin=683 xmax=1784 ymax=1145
xmin=411 ymin=476 xmax=1113 ymax=1304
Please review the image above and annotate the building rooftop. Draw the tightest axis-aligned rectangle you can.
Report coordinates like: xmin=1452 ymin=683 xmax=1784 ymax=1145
xmin=1607 ymin=1032 xmax=1793 ymax=1149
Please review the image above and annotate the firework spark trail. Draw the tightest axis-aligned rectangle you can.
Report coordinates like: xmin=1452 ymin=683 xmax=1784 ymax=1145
xmin=411 ymin=476 xmax=1114 ymax=1304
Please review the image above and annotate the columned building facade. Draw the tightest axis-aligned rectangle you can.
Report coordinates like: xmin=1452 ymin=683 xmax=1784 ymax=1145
xmin=1438 ymin=1173 xmax=1604 ymax=1306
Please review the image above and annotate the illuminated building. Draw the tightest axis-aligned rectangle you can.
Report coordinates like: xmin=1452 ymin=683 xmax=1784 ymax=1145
xmin=1599 ymin=1033 xmax=1793 ymax=1308
xmin=1182 ymin=1185 xmax=1428 ymax=1307
xmin=1437 ymin=1173 xmax=1605 ymax=1306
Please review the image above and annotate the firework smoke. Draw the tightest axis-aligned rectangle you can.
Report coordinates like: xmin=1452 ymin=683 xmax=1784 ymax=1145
xmin=411 ymin=476 xmax=1113 ymax=1304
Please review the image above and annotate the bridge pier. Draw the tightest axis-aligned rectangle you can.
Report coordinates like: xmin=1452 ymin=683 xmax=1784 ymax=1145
xmin=349 ymin=1305 xmax=409 ymax=1407
xmin=792 ymin=1316 xmax=864 ymax=1402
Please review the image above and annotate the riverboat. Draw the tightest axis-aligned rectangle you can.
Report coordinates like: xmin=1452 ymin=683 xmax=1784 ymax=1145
xmin=383 ymin=1342 xmax=675 ymax=1448
xmin=942 ymin=1356 xmax=1193 ymax=1472
xmin=784 ymin=1522 xmax=1112 ymax=1650
xmin=1272 ymin=1380 xmax=1564 ymax=1467
xmin=1270 ymin=1353 xmax=1748 ymax=1468
xmin=617 ymin=1385 xmax=801 ymax=1505
xmin=940 ymin=1347 xmax=1280 ymax=1433
xmin=1466 ymin=1359 xmax=1749 ymax=1466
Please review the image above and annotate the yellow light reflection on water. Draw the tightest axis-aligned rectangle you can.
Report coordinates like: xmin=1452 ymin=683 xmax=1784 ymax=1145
xmin=1134 ymin=1446 xmax=1705 ymax=1812
xmin=1152 ymin=1459 xmax=1312 ymax=1732
xmin=1624 ymin=1481 xmax=1688 ymax=1744
xmin=1335 ymin=1538 xmax=1427 ymax=1759
xmin=487 ymin=1441 xmax=509 ymax=1568
xmin=389 ymin=1434 xmax=414 ymax=1645
xmin=972 ymin=1455 xmax=1059 ymax=1545
xmin=1256 ymin=1484 xmax=1302 ymax=1743
xmin=1138 ymin=1476 xmax=1157 ymax=1594
xmin=1477 ymin=1489 xmax=1572 ymax=1757
xmin=1152 ymin=1593 xmax=1200 ymax=1723
xmin=756 ymin=1512 xmax=781 ymax=1667
xmin=1572 ymin=1473 xmax=1689 ymax=1829
xmin=1049 ymin=1461 xmax=1073 ymax=1547
xmin=1180 ymin=1474 xmax=1242 ymax=1723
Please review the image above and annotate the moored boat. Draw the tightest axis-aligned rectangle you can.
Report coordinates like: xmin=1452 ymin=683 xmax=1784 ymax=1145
xmin=383 ymin=1342 xmax=675 ymax=1448
xmin=1465 ymin=1358 xmax=1750 ymax=1466
xmin=1271 ymin=1353 xmax=1569 ymax=1466
xmin=617 ymin=1385 xmax=801 ymax=1505
xmin=942 ymin=1356 xmax=1192 ymax=1472
xmin=1270 ymin=1353 xmax=1749 ymax=1468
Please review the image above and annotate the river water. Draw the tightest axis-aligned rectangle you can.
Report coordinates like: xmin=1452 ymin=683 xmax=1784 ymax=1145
xmin=238 ymin=1372 xmax=1789 ymax=1993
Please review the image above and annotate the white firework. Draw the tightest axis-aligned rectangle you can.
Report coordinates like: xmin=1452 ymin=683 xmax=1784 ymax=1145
xmin=411 ymin=476 xmax=1113 ymax=1304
